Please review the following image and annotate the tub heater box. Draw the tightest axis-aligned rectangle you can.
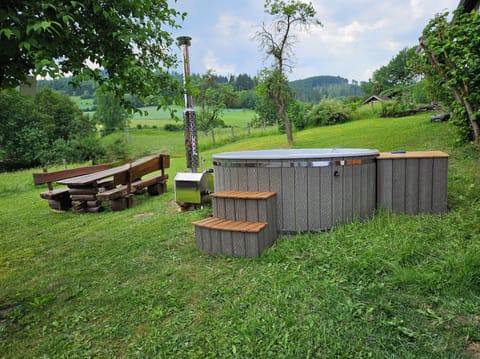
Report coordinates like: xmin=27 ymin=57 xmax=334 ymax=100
xmin=174 ymin=170 xmax=214 ymax=208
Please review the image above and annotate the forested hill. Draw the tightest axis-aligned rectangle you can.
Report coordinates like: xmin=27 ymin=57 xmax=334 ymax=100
xmin=290 ymin=75 xmax=364 ymax=102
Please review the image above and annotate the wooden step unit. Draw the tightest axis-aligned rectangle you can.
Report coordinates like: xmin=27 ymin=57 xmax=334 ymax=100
xmin=193 ymin=191 xmax=278 ymax=258
xmin=211 ymin=191 xmax=277 ymax=247
xmin=193 ymin=217 xmax=270 ymax=258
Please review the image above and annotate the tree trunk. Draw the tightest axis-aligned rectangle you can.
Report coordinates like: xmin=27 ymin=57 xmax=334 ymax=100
xmin=280 ymin=107 xmax=294 ymax=146
xmin=421 ymin=41 xmax=480 ymax=143
xmin=450 ymin=86 xmax=479 ymax=143
xmin=463 ymin=100 xmax=480 ymax=143
xmin=274 ymin=93 xmax=294 ymax=146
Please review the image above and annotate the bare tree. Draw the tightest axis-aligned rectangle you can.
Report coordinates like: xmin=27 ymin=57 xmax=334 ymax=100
xmin=256 ymin=0 xmax=322 ymax=145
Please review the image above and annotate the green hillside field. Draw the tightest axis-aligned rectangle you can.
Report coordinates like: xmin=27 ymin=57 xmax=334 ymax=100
xmin=1 ymin=109 xmax=479 ymax=357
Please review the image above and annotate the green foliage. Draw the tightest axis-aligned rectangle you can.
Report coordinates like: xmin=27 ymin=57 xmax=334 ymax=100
xmin=220 ymin=84 xmax=240 ymax=109
xmin=0 ymin=89 xmax=103 ymax=169
xmin=254 ymin=72 xmax=281 ymax=128
xmin=44 ymin=136 xmax=105 ymax=165
xmin=234 ymin=73 xmax=256 ymax=91
xmin=305 ymin=99 xmax=351 ymax=127
xmin=380 ymin=100 xmax=403 ymax=117
xmin=164 ymin=123 xmax=183 ymax=132
xmin=0 ymin=0 xmax=183 ymax=106
xmin=94 ymin=90 xmax=129 ymax=136
xmin=194 ymin=71 xmax=229 ymax=135
xmin=35 ymin=88 xmax=96 ymax=141
xmin=255 ymin=70 xmax=297 ymax=133
xmin=103 ymin=138 xmax=129 ymax=161
xmin=1 ymin=111 xmax=479 ymax=357
xmin=0 ymin=90 xmax=47 ymax=169
xmin=238 ymin=90 xmax=260 ymax=110
xmin=363 ymin=47 xmax=419 ymax=97
xmin=287 ymin=101 xmax=311 ymax=130
xmin=291 ymin=75 xmax=364 ymax=102
xmin=37 ymin=77 xmax=96 ymax=97
xmin=420 ymin=8 xmax=480 ymax=143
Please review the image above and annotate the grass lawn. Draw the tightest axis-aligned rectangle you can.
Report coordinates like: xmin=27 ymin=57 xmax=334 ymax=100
xmin=1 ymin=110 xmax=480 ymax=357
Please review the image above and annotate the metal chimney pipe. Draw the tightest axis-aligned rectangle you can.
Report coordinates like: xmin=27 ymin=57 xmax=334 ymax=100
xmin=177 ymin=36 xmax=199 ymax=173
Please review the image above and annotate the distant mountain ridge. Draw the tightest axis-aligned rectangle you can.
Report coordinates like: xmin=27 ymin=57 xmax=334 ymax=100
xmin=290 ymin=75 xmax=364 ymax=102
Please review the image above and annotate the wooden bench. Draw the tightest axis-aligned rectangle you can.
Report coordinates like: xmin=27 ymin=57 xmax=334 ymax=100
xmin=96 ymin=174 xmax=169 ymax=201
xmin=95 ymin=154 xmax=170 ymax=211
xmin=33 ymin=164 xmax=111 ymax=210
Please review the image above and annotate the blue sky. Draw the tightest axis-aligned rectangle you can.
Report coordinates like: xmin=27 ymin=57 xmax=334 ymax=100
xmin=168 ymin=0 xmax=459 ymax=82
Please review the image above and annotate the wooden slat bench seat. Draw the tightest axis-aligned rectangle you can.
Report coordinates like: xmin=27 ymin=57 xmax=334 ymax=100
xmin=96 ymin=174 xmax=169 ymax=201
xmin=96 ymin=185 xmax=129 ymax=201
xmin=95 ymin=173 xmax=169 ymax=211
xmin=39 ymin=188 xmax=70 ymax=200
xmin=131 ymin=173 xmax=168 ymax=195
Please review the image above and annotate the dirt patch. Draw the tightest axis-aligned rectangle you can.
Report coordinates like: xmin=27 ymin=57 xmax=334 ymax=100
xmin=466 ymin=342 xmax=480 ymax=358
xmin=0 ymin=305 xmax=17 ymax=327
xmin=133 ymin=212 xmax=155 ymax=219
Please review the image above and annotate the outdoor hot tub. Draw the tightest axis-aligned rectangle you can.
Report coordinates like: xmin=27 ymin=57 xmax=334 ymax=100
xmin=213 ymin=148 xmax=379 ymax=232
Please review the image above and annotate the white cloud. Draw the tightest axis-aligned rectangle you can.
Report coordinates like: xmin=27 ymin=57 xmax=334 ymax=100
xmin=169 ymin=0 xmax=460 ymax=81
xmin=203 ymin=50 xmax=236 ymax=75
xmin=410 ymin=0 xmax=425 ymax=19
xmin=215 ymin=13 xmax=257 ymax=48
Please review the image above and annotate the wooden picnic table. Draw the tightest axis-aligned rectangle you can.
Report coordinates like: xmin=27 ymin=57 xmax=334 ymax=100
xmin=56 ymin=154 xmax=170 ymax=212
xmin=57 ymin=162 xmax=131 ymax=187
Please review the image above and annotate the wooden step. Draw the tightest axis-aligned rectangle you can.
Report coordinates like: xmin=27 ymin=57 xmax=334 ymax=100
xmin=211 ymin=190 xmax=276 ymax=200
xmin=192 ymin=217 xmax=267 ymax=233
xmin=212 ymin=191 xmax=277 ymax=245
xmin=193 ymin=217 xmax=272 ymax=258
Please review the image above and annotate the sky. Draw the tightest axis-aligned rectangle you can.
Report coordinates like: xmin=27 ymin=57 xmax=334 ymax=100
xmin=168 ymin=0 xmax=459 ymax=82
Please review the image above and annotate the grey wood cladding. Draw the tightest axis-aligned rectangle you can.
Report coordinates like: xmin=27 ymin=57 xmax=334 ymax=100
xmin=214 ymin=154 xmax=377 ymax=232
xmin=213 ymin=151 xmax=448 ymax=232
xmin=376 ymin=152 xmax=448 ymax=214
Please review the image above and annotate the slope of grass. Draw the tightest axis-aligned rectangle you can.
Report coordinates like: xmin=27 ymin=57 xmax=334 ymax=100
xmin=1 ymin=112 xmax=479 ymax=357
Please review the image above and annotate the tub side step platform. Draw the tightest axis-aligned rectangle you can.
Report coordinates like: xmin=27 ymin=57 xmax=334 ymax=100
xmin=193 ymin=217 xmax=271 ymax=258
xmin=211 ymin=191 xmax=278 ymax=243
xmin=211 ymin=191 xmax=277 ymax=200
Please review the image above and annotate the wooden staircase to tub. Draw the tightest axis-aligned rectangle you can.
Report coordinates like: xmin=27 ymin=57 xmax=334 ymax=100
xmin=192 ymin=191 xmax=278 ymax=257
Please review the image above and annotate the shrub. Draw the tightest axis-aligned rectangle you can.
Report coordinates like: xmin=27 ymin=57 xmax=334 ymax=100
xmin=288 ymin=101 xmax=311 ymax=130
xmin=381 ymin=100 xmax=402 ymax=117
xmin=380 ymin=100 xmax=416 ymax=117
xmin=104 ymin=138 xmax=129 ymax=161
xmin=0 ymin=89 xmax=105 ymax=169
xmin=306 ymin=99 xmax=351 ymax=127
xmin=164 ymin=123 xmax=183 ymax=131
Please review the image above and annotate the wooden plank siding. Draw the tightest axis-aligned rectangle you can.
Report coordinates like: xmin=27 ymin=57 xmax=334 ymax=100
xmin=213 ymin=155 xmax=378 ymax=232
xmin=376 ymin=151 xmax=448 ymax=214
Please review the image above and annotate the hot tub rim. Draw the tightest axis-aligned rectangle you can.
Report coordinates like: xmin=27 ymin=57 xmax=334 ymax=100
xmin=212 ymin=148 xmax=379 ymax=160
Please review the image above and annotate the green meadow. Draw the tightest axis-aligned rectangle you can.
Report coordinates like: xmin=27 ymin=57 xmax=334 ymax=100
xmin=1 ymin=108 xmax=479 ymax=357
